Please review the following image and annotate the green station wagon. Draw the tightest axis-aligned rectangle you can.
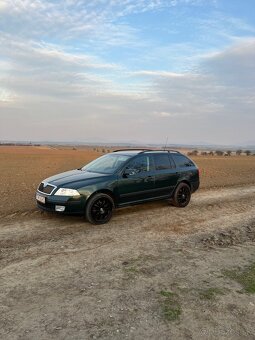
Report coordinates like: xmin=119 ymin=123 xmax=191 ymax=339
xmin=36 ymin=149 xmax=199 ymax=224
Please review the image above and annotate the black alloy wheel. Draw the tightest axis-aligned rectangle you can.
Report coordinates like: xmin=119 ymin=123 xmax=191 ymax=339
xmin=172 ymin=183 xmax=191 ymax=207
xmin=86 ymin=193 xmax=114 ymax=224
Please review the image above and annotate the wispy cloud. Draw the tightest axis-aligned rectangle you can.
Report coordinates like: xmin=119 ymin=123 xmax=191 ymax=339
xmin=0 ymin=0 xmax=215 ymax=46
xmin=133 ymin=70 xmax=185 ymax=78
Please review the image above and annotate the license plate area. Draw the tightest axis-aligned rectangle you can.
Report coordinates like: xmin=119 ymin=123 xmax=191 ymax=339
xmin=36 ymin=193 xmax=46 ymax=204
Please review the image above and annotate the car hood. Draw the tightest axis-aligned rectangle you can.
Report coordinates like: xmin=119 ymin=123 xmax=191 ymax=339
xmin=44 ymin=169 xmax=109 ymax=187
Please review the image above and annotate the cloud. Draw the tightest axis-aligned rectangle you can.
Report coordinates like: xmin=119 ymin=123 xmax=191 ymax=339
xmin=0 ymin=34 xmax=118 ymax=71
xmin=202 ymin=38 xmax=255 ymax=88
xmin=0 ymin=0 xmax=8 ymax=11
xmin=0 ymin=1 xmax=155 ymax=42
xmin=134 ymin=70 xmax=185 ymax=78
xmin=0 ymin=0 xmax=214 ymax=46
xmin=154 ymin=111 xmax=177 ymax=117
xmin=0 ymin=1 xmax=255 ymax=144
xmin=0 ymin=89 xmax=14 ymax=103
xmin=34 ymin=45 xmax=119 ymax=70
xmin=1 ymin=37 xmax=255 ymax=144
xmin=0 ymin=34 xmax=125 ymax=102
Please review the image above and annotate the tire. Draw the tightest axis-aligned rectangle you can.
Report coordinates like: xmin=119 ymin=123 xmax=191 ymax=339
xmin=85 ymin=193 xmax=114 ymax=225
xmin=172 ymin=183 xmax=191 ymax=208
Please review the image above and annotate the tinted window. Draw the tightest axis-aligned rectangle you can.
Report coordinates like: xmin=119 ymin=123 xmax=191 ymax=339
xmin=171 ymin=154 xmax=194 ymax=168
xmin=154 ymin=154 xmax=171 ymax=171
xmin=126 ymin=155 xmax=152 ymax=174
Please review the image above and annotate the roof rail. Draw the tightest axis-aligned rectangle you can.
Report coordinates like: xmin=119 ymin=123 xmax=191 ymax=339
xmin=142 ymin=149 xmax=181 ymax=154
xmin=163 ymin=149 xmax=181 ymax=154
xmin=113 ymin=148 xmax=181 ymax=154
xmin=113 ymin=148 xmax=152 ymax=153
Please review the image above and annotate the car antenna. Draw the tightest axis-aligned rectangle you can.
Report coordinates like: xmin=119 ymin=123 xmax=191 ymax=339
xmin=163 ymin=136 xmax=168 ymax=150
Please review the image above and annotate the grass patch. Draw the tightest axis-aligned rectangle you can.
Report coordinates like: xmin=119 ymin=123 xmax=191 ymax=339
xmin=122 ymin=254 xmax=155 ymax=275
xmin=160 ymin=290 xmax=175 ymax=298
xmin=199 ymin=287 xmax=225 ymax=300
xmin=160 ymin=290 xmax=181 ymax=321
xmin=124 ymin=266 xmax=139 ymax=274
xmin=223 ymin=262 xmax=255 ymax=294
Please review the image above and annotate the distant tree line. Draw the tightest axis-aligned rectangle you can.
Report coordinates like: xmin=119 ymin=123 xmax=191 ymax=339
xmin=187 ymin=149 xmax=254 ymax=156
xmin=93 ymin=147 xmax=111 ymax=153
xmin=0 ymin=142 xmax=41 ymax=146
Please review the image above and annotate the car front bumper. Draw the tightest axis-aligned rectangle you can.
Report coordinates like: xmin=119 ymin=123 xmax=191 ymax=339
xmin=36 ymin=191 xmax=86 ymax=215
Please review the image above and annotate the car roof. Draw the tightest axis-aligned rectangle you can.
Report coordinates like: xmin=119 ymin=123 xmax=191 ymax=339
xmin=112 ymin=149 xmax=181 ymax=156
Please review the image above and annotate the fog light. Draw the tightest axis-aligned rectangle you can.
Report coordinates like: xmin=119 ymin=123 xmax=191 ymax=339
xmin=55 ymin=205 xmax=65 ymax=212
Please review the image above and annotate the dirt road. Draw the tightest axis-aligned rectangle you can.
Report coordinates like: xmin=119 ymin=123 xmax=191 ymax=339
xmin=1 ymin=185 xmax=255 ymax=339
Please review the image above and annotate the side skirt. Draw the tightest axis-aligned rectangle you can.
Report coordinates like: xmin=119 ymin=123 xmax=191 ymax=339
xmin=116 ymin=194 xmax=172 ymax=208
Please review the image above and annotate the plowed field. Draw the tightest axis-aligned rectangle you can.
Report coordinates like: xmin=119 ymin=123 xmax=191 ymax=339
xmin=1 ymin=146 xmax=255 ymax=339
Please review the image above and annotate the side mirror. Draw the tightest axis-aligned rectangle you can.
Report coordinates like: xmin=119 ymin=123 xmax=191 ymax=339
xmin=123 ymin=168 xmax=136 ymax=178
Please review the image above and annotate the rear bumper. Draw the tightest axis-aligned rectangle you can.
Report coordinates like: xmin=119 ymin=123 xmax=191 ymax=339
xmin=36 ymin=192 xmax=86 ymax=214
xmin=191 ymin=180 xmax=200 ymax=193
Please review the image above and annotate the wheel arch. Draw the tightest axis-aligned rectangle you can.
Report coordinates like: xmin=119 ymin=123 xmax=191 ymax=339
xmin=176 ymin=179 xmax=191 ymax=191
xmin=89 ymin=189 xmax=116 ymax=207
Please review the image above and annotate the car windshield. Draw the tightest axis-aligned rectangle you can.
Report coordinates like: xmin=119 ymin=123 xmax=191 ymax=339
xmin=81 ymin=154 xmax=131 ymax=174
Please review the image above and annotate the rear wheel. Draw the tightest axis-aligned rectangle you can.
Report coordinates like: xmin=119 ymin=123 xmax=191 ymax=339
xmin=172 ymin=183 xmax=191 ymax=207
xmin=86 ymin=193 xmax=114 ymax=224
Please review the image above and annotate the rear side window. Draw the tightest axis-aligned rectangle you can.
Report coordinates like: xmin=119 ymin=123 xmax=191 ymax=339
xmin=171 ymin=154 xmax=194 ymax=168
xmin=154 ymin=154 xmax=172 ymax=171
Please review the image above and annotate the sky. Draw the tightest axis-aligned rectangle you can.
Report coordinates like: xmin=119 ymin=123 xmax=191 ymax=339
xmin=0 ymin=0 xmax=255 ymax=145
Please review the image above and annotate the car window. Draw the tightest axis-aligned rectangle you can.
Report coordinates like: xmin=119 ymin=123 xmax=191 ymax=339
xmin=126 ymin=155 xmax=152 ymax=174
xmin=171 ymin=154 xmax=194 ymax=168
xmin=82 ymin=154 xmax=131 ymax=174
xmin=154 ymin=154 xmax=171 ymax=171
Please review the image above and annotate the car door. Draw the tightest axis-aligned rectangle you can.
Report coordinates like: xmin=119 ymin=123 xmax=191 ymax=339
xmin=117 ymin=155 xmax=155 ymax=205
xmin=153 ymin=153 xmax=179 ymax=197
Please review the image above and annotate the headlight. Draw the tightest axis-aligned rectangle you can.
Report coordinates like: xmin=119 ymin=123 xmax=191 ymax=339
xmin=54 ymin=188 xmax=80 ymax=196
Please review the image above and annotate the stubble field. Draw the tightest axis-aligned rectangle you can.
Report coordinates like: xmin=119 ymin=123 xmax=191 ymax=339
xmin=1 ymin=146 xmax=255 ymax=339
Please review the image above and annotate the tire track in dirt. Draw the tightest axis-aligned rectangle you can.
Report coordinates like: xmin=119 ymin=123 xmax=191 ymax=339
xmin=1 ymin=184 xmax=255 ymax=237
xmin=113 ymin=185 xmax=255 ymax=236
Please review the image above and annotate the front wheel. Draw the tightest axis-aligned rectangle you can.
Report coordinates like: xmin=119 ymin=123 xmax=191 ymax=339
xmin=85 ymin=193 xmax=114 ymax=225
xmin=172 ymin=183 xmax=191 ymax=208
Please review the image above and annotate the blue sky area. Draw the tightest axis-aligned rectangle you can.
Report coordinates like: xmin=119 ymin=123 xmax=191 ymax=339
xmin=0 ymin=0 xmax=255 ymax=145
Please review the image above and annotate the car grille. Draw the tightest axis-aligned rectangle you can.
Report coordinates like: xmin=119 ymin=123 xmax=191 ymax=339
xmin=38 ymin=182 xmax=56 ymax=195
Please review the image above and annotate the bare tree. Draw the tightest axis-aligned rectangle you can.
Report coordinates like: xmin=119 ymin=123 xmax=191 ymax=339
xmin=188 ymin=150 xmax=199 ymax=156
xmin=226 ymin=150 xmax=232 ymax=156
xmin=236 ymin=149 xmax=242 ymax=156
xmin=215 ymin=150 xmax=224 ymax=156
